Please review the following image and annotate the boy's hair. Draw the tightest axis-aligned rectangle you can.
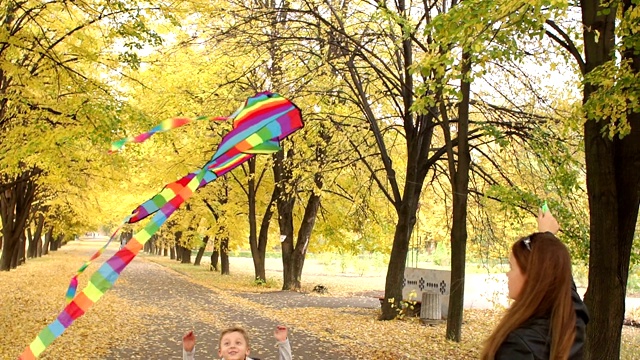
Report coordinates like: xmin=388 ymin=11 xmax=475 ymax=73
xmin=218 ymin=326 xmax=251 ymax=349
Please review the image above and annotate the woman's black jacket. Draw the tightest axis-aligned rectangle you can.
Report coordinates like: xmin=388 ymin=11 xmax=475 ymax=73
xmin=494 ymin=286 xmax=590 ymax=360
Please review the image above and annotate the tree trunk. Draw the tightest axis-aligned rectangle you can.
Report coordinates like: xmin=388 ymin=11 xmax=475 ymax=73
xmin=274 ymin=149 xmax=296 ymax=290
xmin=50 ymin=233 xmax=58 ymax=251
xmin=9 ymin=237 xmax=19 ymax=268
xmin=290 ymin=181 xmax=322 ymax=290
xmin=181 ymin=246 xmax=191 ymax=264
xmin=172 ymin=231 xmax=182 ymax=261
xmin=194 ymin=235 xmax=208 ymax=266
xmin=52 ymin=234 xmax=64 ymax=250
xmin=149 ymin=235 xmax=157 ymax=254
xmin=211 ymin=246 xmax=219 ymax=271
xmin=582 ymin=114 xmax=640 ymax=360
xmin=203 ymin=185 xmax=229 ymax=274
xmin=18 ymin=233 xmax=26 ymax=265
xmin=220 ymin=236 xmax=229 ymax=275
xmin=247 ymin=157 xmax=272 ymax=282
xmin=170 ymin=246 xmax=175 ymax=260
xmin=42 ymin=226 xmax=53 ymax=256
xmin=446 ymin=52 xmax=472 ymax=342
xmin=254 ymin=198 xmax=274 ymax=281
xmin=36 ymin=235 xmax=42 ymax=258
xmin=247 ymin=158 xmax=259 ymax=278
xmin=380 ymin=194 xmax=420 ymax=319
xmin=582 ymin=111 xmax=640 ymax=357
xmin=26 ymin=226 xmax=33 ymax=258
xmin=30 ymin=213 xmax=44 ymax=258
xmin=579 ymin=1 xmax=640 ymax=359
xmin=288 ymin=126 xmax=329 ymax=290
xmin=0 ymin=169 xmax=39 ymax=271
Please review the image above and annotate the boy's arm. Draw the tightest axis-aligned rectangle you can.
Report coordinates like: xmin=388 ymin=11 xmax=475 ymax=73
xmin=183 ymin=347 xmax=196 ymax=360
xmin=182 ymin=331 xmax=196 ymax=360
xmin=274 ymin=325 xmax=291 ymax=360
xmin=277 ymin=339 xmax=292 ymax=360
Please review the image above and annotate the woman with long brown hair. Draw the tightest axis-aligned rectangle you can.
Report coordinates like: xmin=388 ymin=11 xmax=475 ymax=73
xmin=481 ymin=210 xmax=589 ymax=359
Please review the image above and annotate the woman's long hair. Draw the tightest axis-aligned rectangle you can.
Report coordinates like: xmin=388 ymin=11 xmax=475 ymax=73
xmin=481 ymin=232 xmax=576 ymax=360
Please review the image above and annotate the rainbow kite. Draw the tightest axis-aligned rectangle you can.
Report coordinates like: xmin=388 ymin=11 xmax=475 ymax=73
xmin=19 ymin=92 xmax=303 ymax=359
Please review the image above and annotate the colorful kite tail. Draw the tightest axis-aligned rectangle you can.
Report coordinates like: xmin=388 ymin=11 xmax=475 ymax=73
xmin=64 ymin=217 xmax=133 ymax=303
xmin=20 ymin=170 xmax=206 ymax=359
xmin=108 ymin=115 xmax=228 ymax=153
xmin=21 ymin=92 xmax=304 ymax=359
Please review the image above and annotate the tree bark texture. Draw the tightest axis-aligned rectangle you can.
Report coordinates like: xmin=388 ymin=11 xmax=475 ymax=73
xmin=29 ymin=213 xmax=44 ymax=258
xmin=247 ymin=157 xmax=272 ymax=282
xmin=0 ymin=169 xmax=38 ymax=270
xmin=288 ymin=125 xmax=331 ymax=290
xmin=211 ymin=247 xmax=219 ymax=271
xmin=194 ymin=235 xmax=208 ymax=266
xmin=274 ymin=150 xmax=296 ymax=290
xmin=181 ymin=246 xmax=191 ymax=264
xmin=446 ymin=53 xmax=472 ymax=342
xmin=42 ymin=226 xmax=53 ymax=256
xmin=175 ymin=245 xmax=182 ymax=262
xmin=52 ymin=234 xmax=64 ymax=251
xmin=381 ymin=193 xmax=419 ymax=319
xmin=26 ymin=226 xmax=33 ymax=258
xmin=580 ymin=1 xmax=640 ymax=359
xmin=255 ymin=191 xmax=276 ymax=281
xmin=17 ymin=232 xmax=25 ymax=265
xmin=220 ymin=236 xmax=229 ymax=275
xmin=290 ymin=179 xmax=322 ymax=290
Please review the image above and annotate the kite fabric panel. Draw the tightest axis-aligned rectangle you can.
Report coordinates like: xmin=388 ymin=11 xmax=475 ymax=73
xmin=127 ymin=91 xmax=303 ymax=225
xmin=19 ymin=92 xmax=303 ymax=359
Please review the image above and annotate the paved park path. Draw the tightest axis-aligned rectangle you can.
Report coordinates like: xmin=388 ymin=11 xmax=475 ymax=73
xmin=74 ymin=238 xmax=639 ymax=359
xmin=102 ymin=250 xmax=353 ymax=360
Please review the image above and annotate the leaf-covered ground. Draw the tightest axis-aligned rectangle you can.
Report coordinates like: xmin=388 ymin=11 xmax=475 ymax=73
xmin=3 ymin=241 xmax=640 ymax=359
xmin=3 ymin=244 xmax=141 ymax=359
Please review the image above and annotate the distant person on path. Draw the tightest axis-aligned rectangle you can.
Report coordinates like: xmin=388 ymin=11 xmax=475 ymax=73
xmin=183 ymin=325 xmax=291 ymax=360
xmin=480 ymin=209 xmax=589 ymax=360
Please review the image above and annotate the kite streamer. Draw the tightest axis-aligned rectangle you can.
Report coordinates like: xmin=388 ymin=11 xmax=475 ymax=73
xmin=20 ymin=92 xmax=303 ymax=359
xmin=65 ymin=217 xmax=133 ymax=304
xmin=108 ymin=115 xmax=228 ymax=153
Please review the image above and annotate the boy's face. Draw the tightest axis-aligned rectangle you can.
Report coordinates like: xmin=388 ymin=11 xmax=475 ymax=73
xmin=218 ymin=331 xmax=250 ymax=360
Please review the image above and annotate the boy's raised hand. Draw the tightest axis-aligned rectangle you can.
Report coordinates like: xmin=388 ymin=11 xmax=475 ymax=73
xmin=183 ymin=330 xmax=196 ymax=352
xmin=274 ymin=325 xmax=288 ymax=342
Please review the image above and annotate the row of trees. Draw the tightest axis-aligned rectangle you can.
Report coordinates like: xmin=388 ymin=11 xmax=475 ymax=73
xmin=0 ymin=0 xmax=173 ymax=268
xmin=2 ymin=0 xmax=639 ymax=359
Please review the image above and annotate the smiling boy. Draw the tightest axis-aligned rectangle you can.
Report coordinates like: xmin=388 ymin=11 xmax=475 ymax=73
xmin=183 ymin=325 xmax=291 ymax=360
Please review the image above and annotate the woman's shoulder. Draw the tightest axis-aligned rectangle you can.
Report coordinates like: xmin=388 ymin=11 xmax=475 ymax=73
xmin=514 ymin=317 xmax=551 ymax=339
xmin=495 ymin=318 xmax=550 ymax=360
